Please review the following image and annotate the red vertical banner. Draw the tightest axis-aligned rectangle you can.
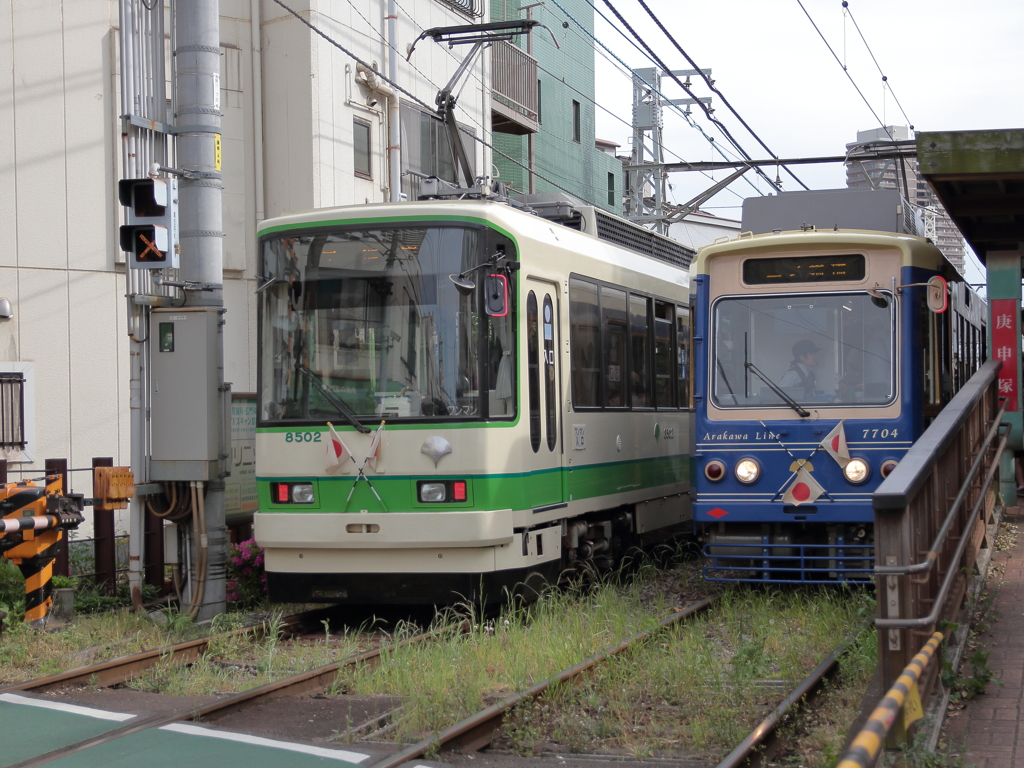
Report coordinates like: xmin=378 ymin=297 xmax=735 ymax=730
xmin=990 ymin=298 xmax=1020 ymax=411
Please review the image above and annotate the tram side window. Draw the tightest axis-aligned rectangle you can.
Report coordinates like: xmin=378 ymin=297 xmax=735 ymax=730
xmin=602 ymin=286 xmax=628 ymax=408
xmin=630 ymin=295 xmax=652 ymax=407
xmin=654 ymin=302 xmax=675 ymax=408
xmin=677 ymin=305 xmax=690 ymax=407
xmin=569 ymin=278 xmax=600 ymax=408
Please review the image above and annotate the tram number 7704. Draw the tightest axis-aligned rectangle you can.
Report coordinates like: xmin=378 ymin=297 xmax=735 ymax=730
xmin=861 ymin=428 xmax=898 ymax=439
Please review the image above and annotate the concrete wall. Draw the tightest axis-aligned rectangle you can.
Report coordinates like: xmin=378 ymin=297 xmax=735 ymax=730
xmin=0 ymin=0 xmax=490 ymax=533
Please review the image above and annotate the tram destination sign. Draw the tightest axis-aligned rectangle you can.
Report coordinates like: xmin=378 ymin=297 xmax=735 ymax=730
xmin=743 ymin=254 xmax=866 ymax=284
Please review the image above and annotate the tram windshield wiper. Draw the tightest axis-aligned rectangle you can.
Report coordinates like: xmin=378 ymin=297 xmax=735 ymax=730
xmin=744 ymin=362 xmax=810 ymax=418
xmin=297 ymin=365 xmax=372 ymax=433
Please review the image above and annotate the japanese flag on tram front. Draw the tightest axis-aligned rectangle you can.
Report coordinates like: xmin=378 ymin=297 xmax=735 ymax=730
xmin=782 ymin=467 xmax=825 ymax=506
xmin=325 ymin=423 xmax=351 ymax=472
xmin=365 ymin=421 xmax=385 ymax=472
xmin=820 ymin=421 xmax=851 ymax=468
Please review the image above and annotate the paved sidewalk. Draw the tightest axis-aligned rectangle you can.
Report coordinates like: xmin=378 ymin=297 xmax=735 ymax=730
xmin=942 ymin=513 xmax=1023 ymax=767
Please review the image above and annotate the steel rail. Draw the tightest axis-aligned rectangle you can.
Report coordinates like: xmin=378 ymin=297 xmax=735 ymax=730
xmin=874 ymin=407 xmax=1007 ymax=576
xmin=8 ymin=627 xmax=438 ymax=768
xmin=876 ymin=426 xmax=1007 ymax=629
xmin=366 ymin=595 xmax=719 ymax=768
xmin=837 ymin=633 xmax=944 ymax=768
xmin=0 ymin=607 xmax=332 ymax=693
xmin=716 ymin=624 xmax=869 ymax=768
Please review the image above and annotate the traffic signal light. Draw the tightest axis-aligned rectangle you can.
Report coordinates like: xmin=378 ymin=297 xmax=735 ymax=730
xmin=119 ymin=177 xmax=179 ymax=268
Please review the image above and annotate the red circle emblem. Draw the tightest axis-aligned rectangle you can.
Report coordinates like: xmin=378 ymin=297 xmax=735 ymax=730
xmin=792 ymin=482 xmax=811 ymax=502
xmin=831 ymin=435 xmax=840 ymax=453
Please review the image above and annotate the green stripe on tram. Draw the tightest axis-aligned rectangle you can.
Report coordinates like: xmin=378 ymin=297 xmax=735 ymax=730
xmin=257 ymin=454 xmax=690 ymax=512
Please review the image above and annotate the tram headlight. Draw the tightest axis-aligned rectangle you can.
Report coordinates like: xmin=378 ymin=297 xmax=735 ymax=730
xmin=419 ymin=482 xmax=447 ymax=503
xmin=291 ymin=483 xmax=315 ymax=504
xmin=704 ymin=460 xmax=726 ymax=482
xmin=734 ymin=458 xmax=761 ymax=484
xmin=843 ymin=458 xmax=871 ymax=484
xmin=880 ymin=459 xmax=899 ymax=478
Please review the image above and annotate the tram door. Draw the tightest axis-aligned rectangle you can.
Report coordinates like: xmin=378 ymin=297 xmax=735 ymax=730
xmin=524 ymin=279 xmax=564 ymax=507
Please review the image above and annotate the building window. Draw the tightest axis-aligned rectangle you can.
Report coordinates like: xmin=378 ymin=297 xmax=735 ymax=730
xmin=537 ymin=79 xmax=542 ymax=124
xmin=607 ymin=172 xmax=615 ymax=206
xmin=400 ymin=104 xmax=476 ymax=199
xmin=354 ymin=118 xmax=372 ymax=179
xmin=572 ymin=100 xmax=581 ymax=143
xmin=0 ymin=362 xmax=33 ymax=462
xmin=0 ymin=373 xmax=25 ymax=451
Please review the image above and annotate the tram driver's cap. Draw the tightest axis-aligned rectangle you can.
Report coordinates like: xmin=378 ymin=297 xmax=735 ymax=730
xmin=792 ymin=339 xmax=821 ymax=358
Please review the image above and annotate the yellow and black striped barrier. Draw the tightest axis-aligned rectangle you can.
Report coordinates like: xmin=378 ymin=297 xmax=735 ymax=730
xmin=837 ymin=632 xmax=944 ymax=768
xmin=0 ymin=477 xmax=85 ymax=626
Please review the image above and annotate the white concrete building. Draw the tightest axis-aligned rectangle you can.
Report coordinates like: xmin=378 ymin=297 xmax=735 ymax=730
xmin=0 ymin=0 xmax=490 ymax=526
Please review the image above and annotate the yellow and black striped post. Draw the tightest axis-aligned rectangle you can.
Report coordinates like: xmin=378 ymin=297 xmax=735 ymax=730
xmin=0 ymin=476 xmax=82 ymax=626
xmin=837 ymin=632 xmax=944 ymax=768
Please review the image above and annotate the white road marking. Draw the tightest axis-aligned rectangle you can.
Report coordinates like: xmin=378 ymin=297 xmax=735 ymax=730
xmin=0 ymin=693 xmax=136 ymax=721
xmin=160 ymin=722 xmax=370 ymax=763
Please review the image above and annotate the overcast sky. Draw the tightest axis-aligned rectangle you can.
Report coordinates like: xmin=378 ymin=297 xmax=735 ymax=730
xmin=546 ymin=0 xmax=1022 ymax=283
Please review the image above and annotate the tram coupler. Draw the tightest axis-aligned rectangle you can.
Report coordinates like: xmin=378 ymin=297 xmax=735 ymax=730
xmin=0 ymin=477 xmax=86 ymax=626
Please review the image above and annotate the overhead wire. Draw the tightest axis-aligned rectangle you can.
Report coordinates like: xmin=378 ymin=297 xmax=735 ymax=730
xmin=795 ymin=0 xmax=894 ymax=141
xmin=628 ymin=0 xmax=809 ymax=191
xmin=269 ymin=0 xmax=605 ymax=207
xmin=841 ymin=0 xmax=914 ymax=129
xmin=547 ymin=0 xmax=764 ymax=198
xmin=598 ymin=0 xmax=787 ymax=194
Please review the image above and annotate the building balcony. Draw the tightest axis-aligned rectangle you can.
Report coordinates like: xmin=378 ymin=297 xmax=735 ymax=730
xmin=491 ymin=40 xmax=539 ymax=135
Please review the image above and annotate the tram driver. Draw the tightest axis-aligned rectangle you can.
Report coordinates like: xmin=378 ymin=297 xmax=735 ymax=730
xmin=779 ymin=339 xmax=821 ymax=400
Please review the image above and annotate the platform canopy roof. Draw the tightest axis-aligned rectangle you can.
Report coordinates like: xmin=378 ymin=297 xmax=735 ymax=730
xmin=917 ymin=129 xmax=1024 ymax=263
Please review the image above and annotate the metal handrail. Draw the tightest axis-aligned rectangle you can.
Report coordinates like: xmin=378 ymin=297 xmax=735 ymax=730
xmin=874 ymin=405 xmax=1007 ymax=576
xmin=873 ymin=359 xmax=1001 ymax=510
xmin=837 ymin=633 xmax=944 ymax=768
xmin=876 ymin=425 xmax=1007 ymax=629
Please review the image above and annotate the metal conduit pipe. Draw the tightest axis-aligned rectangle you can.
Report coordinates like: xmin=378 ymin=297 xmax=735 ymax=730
xmin=356 ymin=63 xmax=400 ymax=202
xmin=386 ymin=0 xmax=401 ymax=202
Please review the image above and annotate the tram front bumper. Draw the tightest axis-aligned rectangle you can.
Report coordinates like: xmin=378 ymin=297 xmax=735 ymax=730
xmin=254 ymin=508 xmax=515 ymax=550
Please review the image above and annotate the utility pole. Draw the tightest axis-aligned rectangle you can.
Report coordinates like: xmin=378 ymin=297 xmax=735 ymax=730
xmin=120 ymin=0 xmax=226 ymax=621
xmin=626 ymin=67 xmax=711 ymax=234
xmin=169 ymin=0 xmax=227 ymax=620
xmin=520 ymin=2 xmax=543 ymax=194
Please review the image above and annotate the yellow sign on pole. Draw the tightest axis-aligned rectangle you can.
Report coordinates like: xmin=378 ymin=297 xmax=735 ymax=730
xmin=214 ymin=135 xmax=222 ymax=171
xmin=903 ymin=681 xmax=924 ymax=728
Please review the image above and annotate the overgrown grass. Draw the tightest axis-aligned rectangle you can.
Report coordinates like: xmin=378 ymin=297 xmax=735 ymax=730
xmin=341 ymin=574 xmax=875 ymax=758
xmin=124 ymin=612 xmax=366 ymax=696
xmin=0 ymin=609 xmax=205 ymax=684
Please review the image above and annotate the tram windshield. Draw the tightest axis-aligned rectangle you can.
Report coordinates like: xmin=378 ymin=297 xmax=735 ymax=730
xmin=710 ymin=292 xmax=895 ymax=409
xmin=259 ymin=225 xmax=515 ymax=424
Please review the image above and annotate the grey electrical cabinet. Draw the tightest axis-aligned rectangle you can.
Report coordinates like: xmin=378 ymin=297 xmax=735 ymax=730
xmin=149 ymin=308 xmax=224 ymax=481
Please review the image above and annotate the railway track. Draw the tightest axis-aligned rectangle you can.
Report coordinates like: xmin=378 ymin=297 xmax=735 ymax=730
xmin=0 ymin=605 xmax=338 ymax=694
xmin=4 ymin=589 xmax=867 ymax=768
xmin=714 ymin=625 xmax=870 ymax=768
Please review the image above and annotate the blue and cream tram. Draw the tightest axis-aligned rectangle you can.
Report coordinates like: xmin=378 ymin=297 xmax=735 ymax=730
xmin=692 ymin=222 xmax=985 ymax=582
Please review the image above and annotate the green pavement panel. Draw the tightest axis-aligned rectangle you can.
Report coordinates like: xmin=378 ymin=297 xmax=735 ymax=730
xmin=0 ymin=694 xmax=135 ymax=767
xmin=43 ymin=722 xmax=368 ymax=768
